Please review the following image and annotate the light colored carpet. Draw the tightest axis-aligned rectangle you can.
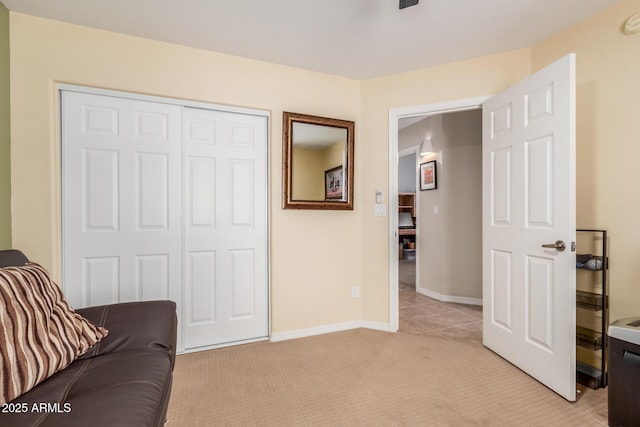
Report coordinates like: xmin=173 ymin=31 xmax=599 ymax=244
xmin=167 ymin=329 xmax=607 ymax=426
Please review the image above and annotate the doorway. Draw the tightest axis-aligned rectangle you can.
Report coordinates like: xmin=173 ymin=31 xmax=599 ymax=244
xmin=389 ymin=53 xmax=578 ymax=403
xmin=389 ymin=97 xmax=488 ymax=332
xmin=395 ymin=107 xmax=484 ymax=339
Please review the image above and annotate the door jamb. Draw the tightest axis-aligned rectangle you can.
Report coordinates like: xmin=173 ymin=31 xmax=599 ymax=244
xmin=387 ymin=96 xmax=490 ymax=331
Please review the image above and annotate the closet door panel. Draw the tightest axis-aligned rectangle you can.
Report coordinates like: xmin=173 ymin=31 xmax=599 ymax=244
xmin=137 ymin=254 xmax=170 ymax=301
xmin=136 ymin=152 xmax=170 ymax=230
xmin=84 ymin=149 xmax=119 ymax=231
xmin=62 ymin=91 xmax=182 ymax=312
xmin=183 ymin=107 xmax=268 ymax=350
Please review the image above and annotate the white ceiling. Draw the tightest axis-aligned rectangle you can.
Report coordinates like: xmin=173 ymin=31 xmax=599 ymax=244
xmin=0 ymin=0 xmax=620 ymax=79
xmin=294 ymin=122 xmax=347 ymax=149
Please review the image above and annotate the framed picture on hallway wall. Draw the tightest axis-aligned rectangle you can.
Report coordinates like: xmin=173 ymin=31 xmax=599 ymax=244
xmin=420 ymin=161 xmax=437 ymax=191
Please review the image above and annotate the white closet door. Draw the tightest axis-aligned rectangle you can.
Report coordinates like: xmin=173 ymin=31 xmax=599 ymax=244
xmin=62 ymin=91 xmax=183 ymax=311
xmin=183 ymin=107 xmax=268 ymax=350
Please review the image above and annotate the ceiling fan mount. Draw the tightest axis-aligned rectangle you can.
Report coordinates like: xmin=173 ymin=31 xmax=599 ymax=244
xmin=399 ymin=0 xmax=420 ymax=10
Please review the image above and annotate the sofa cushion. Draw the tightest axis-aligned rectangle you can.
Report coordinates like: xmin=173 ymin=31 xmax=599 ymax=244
xmin=0 ymin=349 xmax=173 ymax=427
xmin=0 ymin=263 xmax=108 ymax=405
xmin=77 ymin=300 xmax=177 ymax=369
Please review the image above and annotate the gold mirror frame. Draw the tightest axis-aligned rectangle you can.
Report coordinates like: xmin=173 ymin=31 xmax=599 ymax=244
xmin=282 ymin=112 xmax=354 ymax=210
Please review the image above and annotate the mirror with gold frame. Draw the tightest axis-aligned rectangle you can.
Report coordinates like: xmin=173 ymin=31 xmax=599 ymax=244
xmin=282 ymin=112 xmax=354 ymax=210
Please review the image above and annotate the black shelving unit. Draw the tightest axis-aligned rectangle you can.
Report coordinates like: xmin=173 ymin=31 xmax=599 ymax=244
xmin=576 ymin=229 xmax=608 ymax=389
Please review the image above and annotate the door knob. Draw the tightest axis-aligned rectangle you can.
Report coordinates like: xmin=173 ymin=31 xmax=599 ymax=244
xmin=541 ymin=240 xmax=566 ymax=252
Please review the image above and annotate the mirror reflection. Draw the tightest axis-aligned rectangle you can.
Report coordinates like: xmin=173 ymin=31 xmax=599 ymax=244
xmin=283 ymin=112 xmax=354 ymax=210
xmin=291 ymin=122 xmax=347 ymax=201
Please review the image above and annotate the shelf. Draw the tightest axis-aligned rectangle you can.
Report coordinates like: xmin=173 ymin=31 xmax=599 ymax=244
xmin=576 ymin=326 xmax=604 ymax=351
xmin=398 ymin=193 xmax=416 ymax=260
xmin=575 ymin=229 xmax=608 ymax=389
xmin=576 ymin=255 xmax=606 ymax=271
xmin=398 ymin=193 xmax=416 ymax=218
xmin=577 ymin=362 xmax=605 ymax=390
xmin=576 ymin=290 xmax=604 ymax=311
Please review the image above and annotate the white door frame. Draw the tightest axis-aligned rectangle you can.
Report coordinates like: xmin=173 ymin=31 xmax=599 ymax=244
xmin=388 ymin=96 xmax=490 ymax=331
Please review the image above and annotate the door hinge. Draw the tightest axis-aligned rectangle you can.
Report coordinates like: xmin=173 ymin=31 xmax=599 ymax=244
xmin=571 ymin=241 xmax=576 ymax=252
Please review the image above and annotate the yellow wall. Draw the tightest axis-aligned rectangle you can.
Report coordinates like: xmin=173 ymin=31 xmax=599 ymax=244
xmin=0 ymin=4 xmax=10 ymax=249
xmin=292 ymin=146 xmax=325 ymax=200
xmin=324 ymin=140 xmax=345 ymax=172
xmin=9 ymin=0 xmax=638 ymax=335
xmin=532 ymin=0 xmax=640 ymax=322
xmin=9 ymin=13 xmax=362 ymax=334
xmin=360 ymin=49 xmax=532 ymax=322
xmin=9 ymin=11 xmax=532 ymax=333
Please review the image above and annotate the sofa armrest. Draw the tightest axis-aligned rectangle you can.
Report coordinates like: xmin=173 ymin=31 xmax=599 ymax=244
xmin=77 ymin=300 xmax=177 ymax=369
xmin=0 ymin=249 xmax=29 ymax=267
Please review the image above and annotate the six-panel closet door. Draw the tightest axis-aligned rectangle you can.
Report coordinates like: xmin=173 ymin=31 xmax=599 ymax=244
xmin=61 ymin=89 xmax=268 ymax=352
xmin=61 ymin=91 xmax=183 ymax=311
xmin=182 ymin=107 xmax=268 ymax=350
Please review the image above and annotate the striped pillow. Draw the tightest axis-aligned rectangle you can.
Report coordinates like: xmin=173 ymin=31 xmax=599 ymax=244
xmin=0 ymin=263 xmax=109 ymax=405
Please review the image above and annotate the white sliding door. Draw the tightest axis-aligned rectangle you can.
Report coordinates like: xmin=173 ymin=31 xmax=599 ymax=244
xmin=61 ymin=88 xmax=269 ymax=352
xmin=62 ymin=91 xmax=183 ymax=309
xmin=183 ymin=107 xmax=268 ymax=350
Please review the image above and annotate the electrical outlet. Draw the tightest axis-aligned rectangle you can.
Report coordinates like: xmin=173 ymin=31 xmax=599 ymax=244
xmin=352 ymin=286 xmax=359 ymax=298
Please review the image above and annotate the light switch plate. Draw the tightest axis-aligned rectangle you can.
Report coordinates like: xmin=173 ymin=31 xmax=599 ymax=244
xmin=374 ymin=204 xmax=387 ymax=217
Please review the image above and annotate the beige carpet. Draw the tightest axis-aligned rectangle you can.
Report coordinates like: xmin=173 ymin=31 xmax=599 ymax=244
xmin=167 ymin=329 xmax=607 ymax=426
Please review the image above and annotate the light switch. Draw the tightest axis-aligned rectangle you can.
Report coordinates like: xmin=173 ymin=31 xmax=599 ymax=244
xmin=375 ymin=204 xmax=387 ymax=217
xmin=434 ymin=205 xmax=439 ymax=215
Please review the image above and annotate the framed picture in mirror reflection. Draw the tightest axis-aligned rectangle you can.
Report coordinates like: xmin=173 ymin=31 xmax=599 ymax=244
xmin=325 ymin=166 xmax=344 ymax=200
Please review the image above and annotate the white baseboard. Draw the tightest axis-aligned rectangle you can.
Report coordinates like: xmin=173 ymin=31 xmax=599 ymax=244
xmin=179 ymin=336 xmax=269 ymax=355
xmin=416 ymin=287 xmax=483 ymax=306
xmin=268 ymin=290 xmax=481 ymax=343
xmin=270 ymin=320 xmax=392 ymax=342
xmin=361 ymin=320 xmax=393 ymax=332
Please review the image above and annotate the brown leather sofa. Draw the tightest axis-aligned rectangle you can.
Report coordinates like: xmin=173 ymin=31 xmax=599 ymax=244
xmin=0 ymin=250 xmax=177 ymax=427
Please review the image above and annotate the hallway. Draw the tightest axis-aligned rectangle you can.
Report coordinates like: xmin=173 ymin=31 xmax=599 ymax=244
xmin=398 ymin=259 xmax=482 ymax=345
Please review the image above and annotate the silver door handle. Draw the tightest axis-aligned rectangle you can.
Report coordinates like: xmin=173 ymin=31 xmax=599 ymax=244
xmin=541 ymin=240 xmax=566 ymax=252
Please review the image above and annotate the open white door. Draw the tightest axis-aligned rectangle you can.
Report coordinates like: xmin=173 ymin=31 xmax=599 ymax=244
xmin=482 ymin=54 xmax=576 ymax=401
